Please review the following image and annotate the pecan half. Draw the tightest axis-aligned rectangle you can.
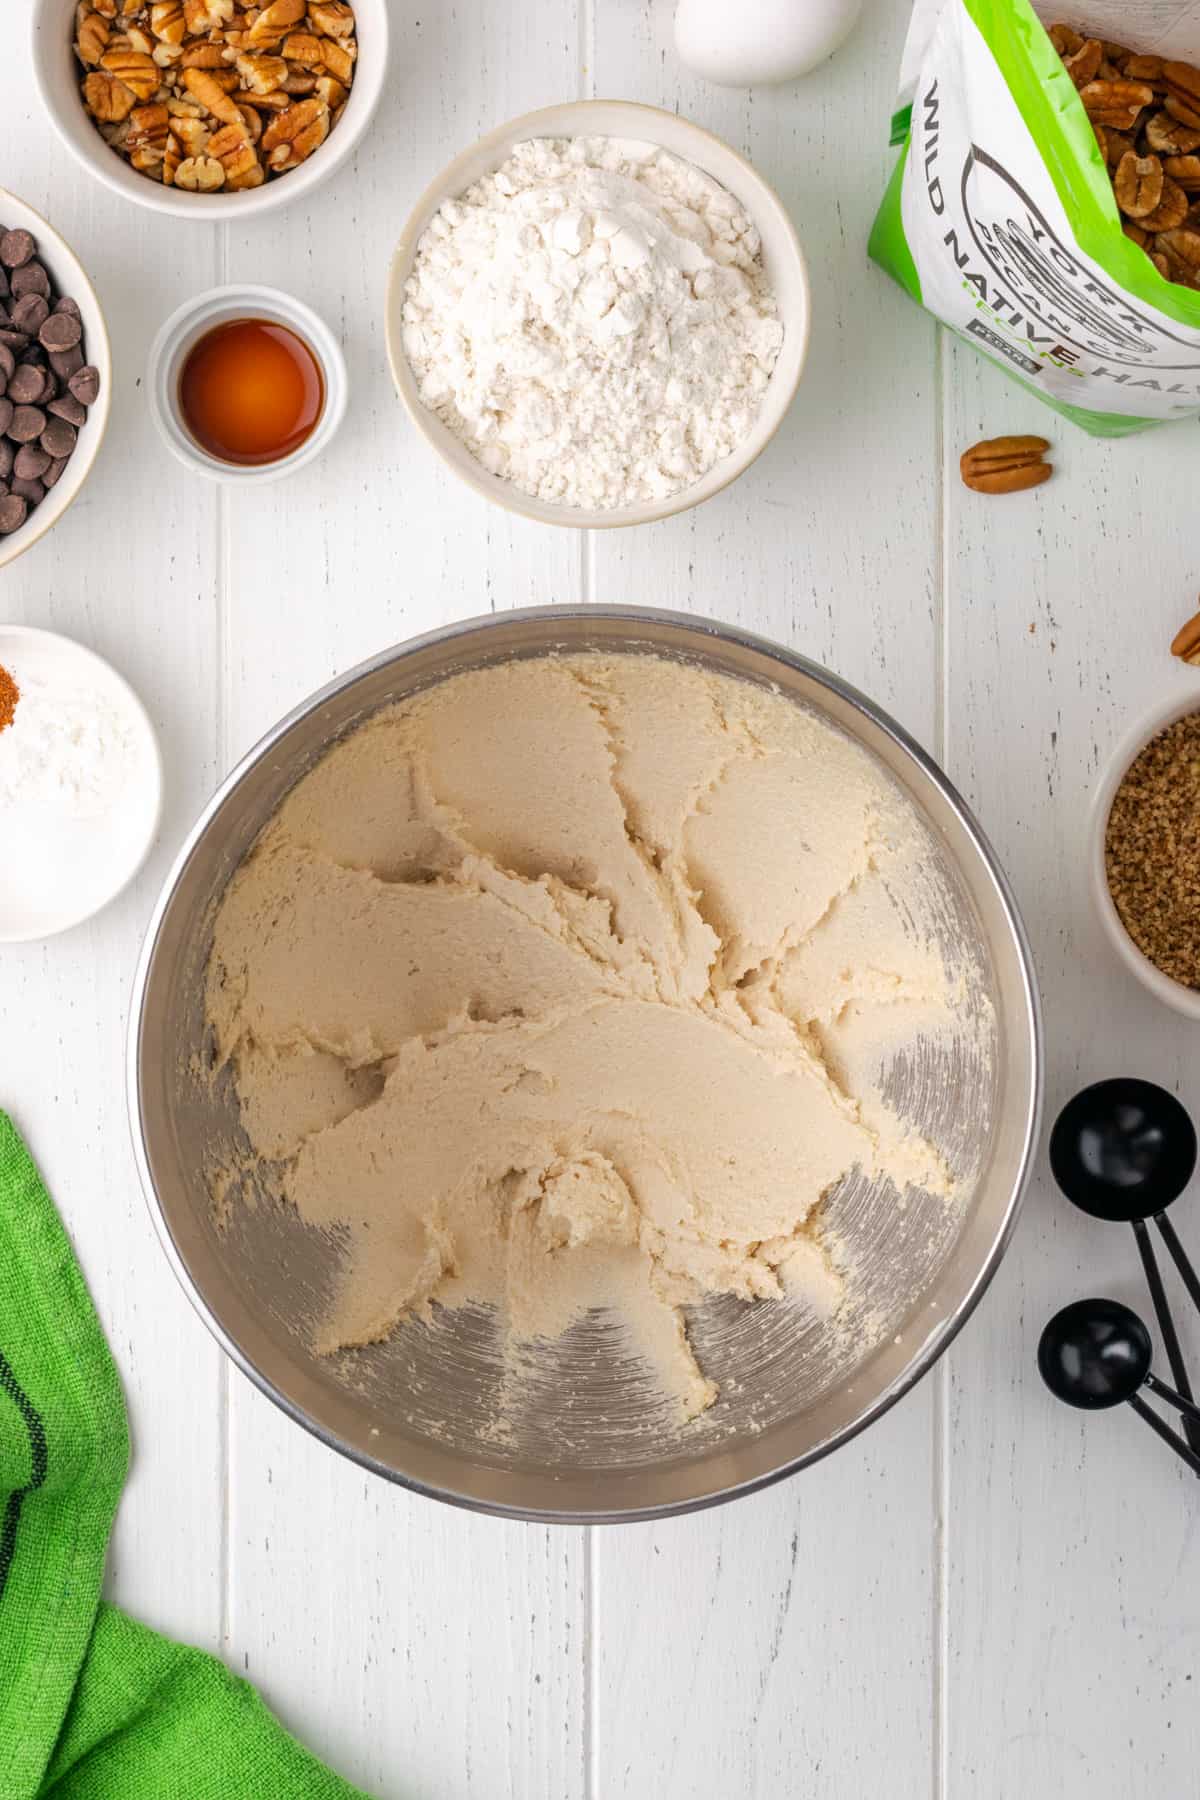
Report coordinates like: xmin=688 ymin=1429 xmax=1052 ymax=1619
xmin=1122 ymin=219 xmax=1150 ymax=248
xmin=75 ymin=7 xmax=110 ymax=66
xmin=1049 ymin=23 xmax=1083 ymax=57
xmin=1165 ymin=61 xmax=1200 ymax=122
xmin=1141 ymin=176 xmax=1189 ymax=231
xmin=960 ymin=436 xmax=1053 ymax=496
xmin=1145 ymin=109 xmax=1200 ymax=155
xmin=1171 ymin=609 xmax=1200 ymax=666
xmin=1156 ymin=227 xmax=1200 ymax=276
xmin=1165 ymin=154 xmax=1200 ymax=191
xmin=261 ymin=94 xmax=329 ymax=170
xmin=174 ymin=153 xmax=224 ymax=190
xmin=1115 ymin=151 xmax=1164 ymax=218
xmin=1124 ymin=54 xmax=1166 ymax=88
xmin=99 ymin=45 xmax=158 ymax=99
xmin=1065 ymin=39 xmax=1103 ymax=88
xmin=1167 ymin=92 xmax=1200 ymax=132
xmin=83 ymin=69 xmax=136 ymax=120
xmin=1079 ymin=79 xmax=1155 ymax=130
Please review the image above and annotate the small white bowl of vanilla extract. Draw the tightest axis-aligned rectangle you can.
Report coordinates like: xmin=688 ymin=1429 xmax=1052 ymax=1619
xmin=148 ymin=285 xmax=348 ymax=485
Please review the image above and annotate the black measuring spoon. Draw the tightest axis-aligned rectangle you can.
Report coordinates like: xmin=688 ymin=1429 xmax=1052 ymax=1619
xmin=1038 ymin=1297 xmax=1200 ymax=1477
xmin=1049 ymin=1078 xmax=1200 ymax=1452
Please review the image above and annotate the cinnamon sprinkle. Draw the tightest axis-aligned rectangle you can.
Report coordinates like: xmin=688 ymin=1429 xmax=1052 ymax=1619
xmin=0 ymin=662 xmax=18 ymax=735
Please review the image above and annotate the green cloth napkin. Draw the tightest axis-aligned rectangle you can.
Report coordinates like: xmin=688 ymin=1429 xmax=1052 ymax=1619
xmin=0 ymin=1110 xmax=372 ymax=1800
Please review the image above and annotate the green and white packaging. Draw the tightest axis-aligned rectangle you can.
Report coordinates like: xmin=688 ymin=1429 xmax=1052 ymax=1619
xmin=870 ymin=0 xmax=1200 ymax=434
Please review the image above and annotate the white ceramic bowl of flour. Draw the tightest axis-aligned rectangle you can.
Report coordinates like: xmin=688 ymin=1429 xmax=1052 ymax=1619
xmin=0 ymin=626 xmax=162 ymax=941
xmin=385 ymin=101 xmax=810 ymax=529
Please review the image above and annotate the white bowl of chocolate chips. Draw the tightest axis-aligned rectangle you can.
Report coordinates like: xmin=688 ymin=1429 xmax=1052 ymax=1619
xmin=0 ymin=187 xmax=110 ymax=570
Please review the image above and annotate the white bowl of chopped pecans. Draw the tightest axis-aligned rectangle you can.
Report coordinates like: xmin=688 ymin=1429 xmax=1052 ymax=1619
xmin=1089 ymin=688 xmax=1200 ymax=1020
xmin=31 ymin=0 xmax=387 ymax=219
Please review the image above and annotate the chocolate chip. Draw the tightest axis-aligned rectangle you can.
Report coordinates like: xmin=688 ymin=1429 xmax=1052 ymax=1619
xmin=39 ymin=309 xmax=81 ymax=352
xmin=7 ymin=364 xmax=45 ymax=405
xmin=0 ymin=226 xmax=94 ymax=533
xmin=11 ymin=261 xmax=49 ymax=300
xmin=14 ymin=443 xmax=50 ymax=480
xmin=48 ymin=392 xmax=86 ymax=427
xmin=68 ymin=364 xmax=100 ymax=405
xmin=48 ymin=343 xmax=84 ymax=379
xmin=39 ymin=416 xmax=76 ymax=459
xmin=0 ymin=230 xmax=35 ymax=270
xmin=11 ymin=294 xmax=49 ymax=335
xmin=8 ymin=404 xmax=45 ymax=443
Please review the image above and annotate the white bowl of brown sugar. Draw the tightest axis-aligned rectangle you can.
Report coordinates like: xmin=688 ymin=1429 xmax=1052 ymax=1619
xmin=1091 ymin=692 xmax=1200 ymax=1020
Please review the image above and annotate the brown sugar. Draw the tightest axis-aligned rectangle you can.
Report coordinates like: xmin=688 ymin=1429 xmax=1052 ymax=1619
xmin=1105 ymin=712 xmax=1200 ymax=988
xmin=0 ymin=662 xmax=19 ymax=735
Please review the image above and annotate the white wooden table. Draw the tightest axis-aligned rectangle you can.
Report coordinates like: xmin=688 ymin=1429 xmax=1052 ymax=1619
xmin=5 ymin=2 xmax=1200 ymax=1793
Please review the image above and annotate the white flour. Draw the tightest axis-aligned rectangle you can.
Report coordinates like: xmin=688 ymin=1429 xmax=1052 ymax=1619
xmin=0 ymin=671 xmax=134 ymax=820
xmin=401 ymin=136 xmax=785 ymax=509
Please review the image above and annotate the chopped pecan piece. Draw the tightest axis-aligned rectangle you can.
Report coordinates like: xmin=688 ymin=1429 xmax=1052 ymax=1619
xmin=318 ymin=35 xmax=354 ymax=83
xmin=182 ymin=64 xmax=245 ymax=125
xmin=245 ymin=0 xmax=305 ymax=48
xmin=150 ymin=0 xmax=186 ymax=43
xmin=308 ymin=1 xmax=355 ymax=35
xmin=174 ymin=152 xmax=225 ymax=189
xmin=234 ymin=49 xmax=286 ymax=92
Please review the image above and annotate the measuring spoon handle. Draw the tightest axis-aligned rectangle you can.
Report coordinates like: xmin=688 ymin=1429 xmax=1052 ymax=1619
xmin=1145 ymin=1369 xmax=1200 ymax=1428
xmin=1128 ymin=1391 xmax=1200 ymax=1479
xmin=1132 ymin=1218 xmax=1200 ymax=1456
xmin=1154 ymin=1212 xmax=1200 ymax=1317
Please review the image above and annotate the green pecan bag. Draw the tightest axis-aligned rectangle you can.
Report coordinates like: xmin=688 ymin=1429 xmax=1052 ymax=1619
xmin=870 ymin=0 xmax=1200 ymax=434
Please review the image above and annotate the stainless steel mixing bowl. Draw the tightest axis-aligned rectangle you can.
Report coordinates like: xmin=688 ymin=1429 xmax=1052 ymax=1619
xmin=129 ymin=607 xmax=1042 ymax=1522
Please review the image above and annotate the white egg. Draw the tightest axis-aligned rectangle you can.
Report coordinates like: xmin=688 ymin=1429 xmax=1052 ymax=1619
xmin=674 ymin=0 xmax=863 ymax=87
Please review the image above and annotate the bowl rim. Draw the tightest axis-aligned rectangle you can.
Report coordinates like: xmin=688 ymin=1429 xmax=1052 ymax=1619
xmin=384 ymin=99 xmax=812 ymax=531
xmin=0 ymin=624 xmax=163 ymax=941
xmin=146 ymin=283 xmax=349 ymax=485
xmin=127 ymin=604 xmax=1043 ymax=1523
xmin=1088 ymin=686 xmax=1200 ymax=1021
xmin=29 ymin=0 xmax=389 ymax=222
xmin=0 ymin=185 xmax=112 ymax=572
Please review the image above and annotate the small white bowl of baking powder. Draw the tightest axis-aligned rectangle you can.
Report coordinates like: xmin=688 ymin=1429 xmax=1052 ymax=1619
xmin=0 ymin=625 xmax=162 ymax=942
